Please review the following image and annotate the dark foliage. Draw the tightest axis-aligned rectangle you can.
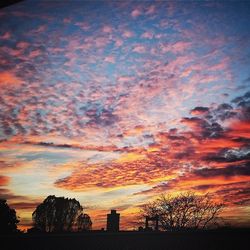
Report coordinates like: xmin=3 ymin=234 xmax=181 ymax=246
xmin=32 ymin=195 xmax=91 ymax=232
xmin=0 ymin=199 xmax=19 ymax=233
xmin=77 ymin=213 xmax=92 ymax=231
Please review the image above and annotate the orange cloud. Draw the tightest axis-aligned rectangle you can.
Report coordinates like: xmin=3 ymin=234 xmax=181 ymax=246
xmin=0 ymin=71 xmax=23 ymax=87
xmin=0 ymin=175 xmax=10 ymax=186
xmin=55 ymin=156 xmax=177 ymax=191
xmin=227 ymin=120 xmax=250 ymax=139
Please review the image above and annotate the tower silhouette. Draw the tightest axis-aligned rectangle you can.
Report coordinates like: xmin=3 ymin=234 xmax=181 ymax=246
xmin=106 ymin=210 xmax=120 ymax=232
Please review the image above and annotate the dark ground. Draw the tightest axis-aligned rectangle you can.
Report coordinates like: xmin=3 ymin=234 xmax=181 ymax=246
xmin=1 ymin=229 xmax=250 ymax=250
xmin=0 ymin=0 xmax=24 ymax=9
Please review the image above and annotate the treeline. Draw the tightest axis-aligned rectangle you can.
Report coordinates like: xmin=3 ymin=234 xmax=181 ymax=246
xmin=0 ymin=195 xmax=92 ymax=234
xmin=1 ymin=192 xmax=226 ymax=234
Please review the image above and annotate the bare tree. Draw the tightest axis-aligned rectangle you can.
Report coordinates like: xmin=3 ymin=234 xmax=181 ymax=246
xmin=141 ymin=192 xmax=224 ymax=231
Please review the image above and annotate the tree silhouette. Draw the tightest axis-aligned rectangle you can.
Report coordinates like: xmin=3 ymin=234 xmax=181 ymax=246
xmin=0 ymin=199 xmax=19 ymax=233
xmin=32 ymin=195 xmax=91 ymax=232
xmin=77 ymin=213 xmax=92 ymax=231
xmin=141 ymin=192 xmax=224 ymax=231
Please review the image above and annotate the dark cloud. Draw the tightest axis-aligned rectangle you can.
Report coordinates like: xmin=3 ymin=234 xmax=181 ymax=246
xmin=181 ymin=117 xmax=223 ymax=138
xmin=9 ymin=201 xmax=40 ymax=210
xmin=243 ymin=77 xmax=250 ymax=83
xmin=214 ymin=103 xmax=236 ymax=121
xmin=0 ymin=160 xmax=15 ymax=169
xmin=86 ymin=107 xmax=119 ymax=127
xmin=194 ymin=163 xmax=250 ymax=178
xmin=232 ymin=91 xmax=250 ymax=109
xmin=22 ymin=140 xmax=120 ymax=152
xmin=0 ymin=188 xmax=25 ymax=200
xmin=213 ymin=185 xmax=250 ymax=205
xmin=232 ymin=93 xmax=250 ymax=118
xmin=133 ymin=182 xmax=170 ymax=196
xmin=190 ymin=106 xmax=209 ymax=115
xmin=203 ymin=148 xmax=250 ymax=163
xmin=173 ymin=147 xmax=195 ymax=159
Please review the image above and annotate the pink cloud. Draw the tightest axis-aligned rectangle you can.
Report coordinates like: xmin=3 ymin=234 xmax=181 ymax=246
xmin=117 ymin=75 xmax=135 ymax=83
xmin=115 ymin=38 xmax=123 ymax=47
xmin=131 ymin=8 xmax=142 ymax=18
xmin=209 ymin=58 xmax=229 ymax=71
xmin=132 ymin=45 xmax=146 ymax=53
xmin=36 ymin=25 xmax=46 ymax=32
xmin=146 ymin=5 xmax=156 ymax=15
xmin=75 ymin=21 xmax=90 ymax=31
xmin=29 ymin=49 xmax=41 ymax=58
xmin=141 ymin=31 xmax=154 ymax=39
xmin=16 ymin=41 xmax=29 ymax=49
xmin=161 ymin=41 xmax=191 ymax=54
xmin=0 ymin=32 xmax=11 ymax=40
xmin=122 ymin=30 xmax=134 ymax=38
xmin=63 ymin=18 xmax=71 ymax=24
xmin=104 ymin=55 xmax=115 ymax=63
xmin=102 ymin=25 xmax=112 ymax=33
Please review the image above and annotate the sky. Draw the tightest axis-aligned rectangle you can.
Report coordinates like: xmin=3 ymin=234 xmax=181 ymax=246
xmin=0 ymin=0 xmax=250 ymax=231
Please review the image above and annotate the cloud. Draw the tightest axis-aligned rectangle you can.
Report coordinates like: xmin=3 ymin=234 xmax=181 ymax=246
xmin=104 ymin=55 xmax=115 ymax=63
xmin=0 ymin=71 xmax=23 ymax=87
xmin=54 ymin=155 xmax=177 ymax=190
xmin=161 ymin=41 xmax=191 ymax=54
xmin=203 ymin=148 xmax=250 ymax=163
xmin=131 ymin=8 xmax=142 ymax=18
xmin=9 ymin=201 xmax=40 ymax=210
xmin=0 ymin=32 xmax=11 ymax=39
xmin=227 ymin=121 xmax=250 ymax=139
xmin=122 ymin=30 xmax=134 ymax=38
xmin=102 ymin=25 xmax=112 ymax=33
xmin=194 ymin=164 xmax=250 ymax=178
xmin=1 ymin=0 xmax=250 ymax=229
xmin=214 ymin=103 xmax=236 ymax=121
xmin=141 ymin=31 xmax=154 ymax=39
xmin=132 ymin=45 xmax=146 ymax=53
xmin=146 ymin=5 xmax=156 ymax=15
xmin=190 ymin=106 xmax=209 ymax=115
xmin=181 ymin=117 xmax=223 ymax=138
xmin=0 ymin=175 xmax=10 ymax=186
xmin=0 ymin=188 xmax=32 ymax=201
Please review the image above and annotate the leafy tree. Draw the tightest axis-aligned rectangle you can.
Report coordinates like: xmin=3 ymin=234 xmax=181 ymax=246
xmin=0 ymin=199 xmax=19 ymax=233
xmin=141 ymin=192 xmax=224 ymax=231
xmin=32 ymin=195 xmax=91 ymax=232
xmin=77 ymin=213 xmax=92 ymax=231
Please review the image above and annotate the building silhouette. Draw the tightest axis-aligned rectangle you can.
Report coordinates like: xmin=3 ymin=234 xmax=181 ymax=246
xmin=106 ymin=210 xmax=120 ymax=232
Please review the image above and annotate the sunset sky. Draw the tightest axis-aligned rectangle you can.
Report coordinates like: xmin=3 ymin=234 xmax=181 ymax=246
xmin=0 ymin=0 xmax=250 ymax=230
